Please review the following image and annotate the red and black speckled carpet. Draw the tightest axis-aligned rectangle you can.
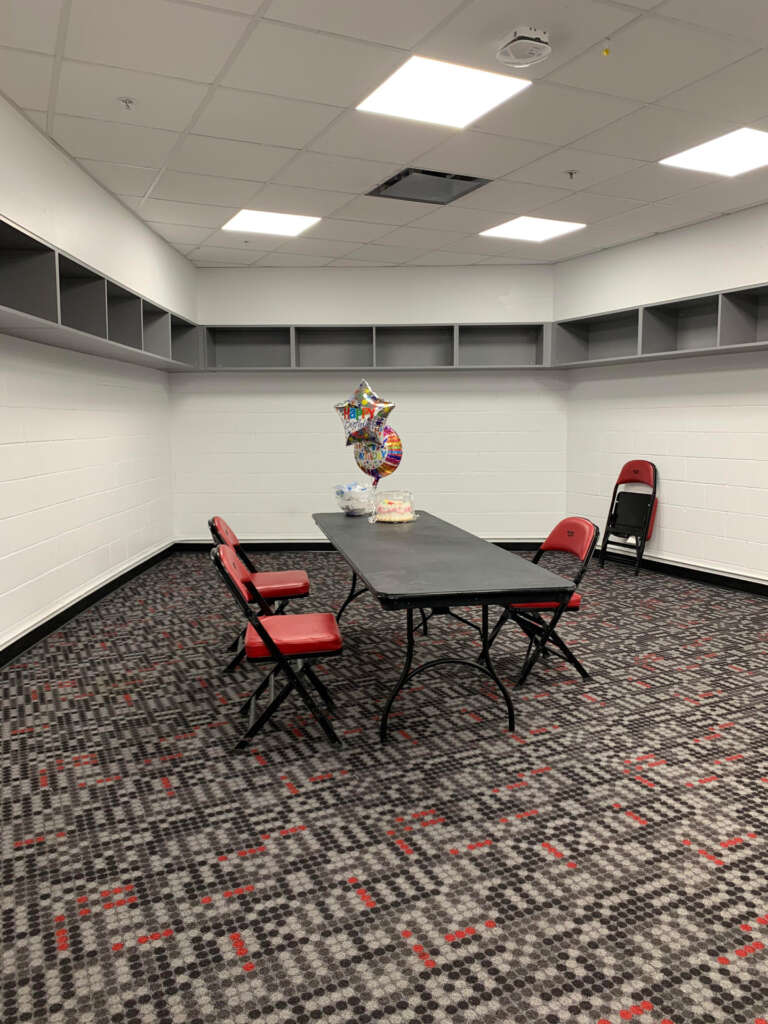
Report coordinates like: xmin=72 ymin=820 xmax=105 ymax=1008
xmin=2 ymin=549 xmax=768 ymax=1024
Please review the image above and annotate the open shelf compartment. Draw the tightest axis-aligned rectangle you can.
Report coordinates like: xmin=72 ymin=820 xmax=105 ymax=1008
xmin=375 ymin=325 xmax=454 ymax=368
xmin=641 ymin=296 xmax=718 ymax=355
xmin=458 ymin=324 xmax=543 ymax=366
xmin=142 ymin=300 xmax=171 ymax=359
xmin=295 ymin=326 xmax=373 ymax=368
xmin=552 ymin=310 xmax=639 ymax=365
xmin=0 ymin=221 xmax=58 ymax=323
xmin=171 ymin=316 xmax=202 ymax=366
xmin=58 ymin=255 xmax=107 ymax=337
xmin=107 ymin=282 xmax=142 ymax=349
xmin=719 ymin=286 xmax=768 ymax=347
xmin=206 ymin=327 xmax=291 ymax=369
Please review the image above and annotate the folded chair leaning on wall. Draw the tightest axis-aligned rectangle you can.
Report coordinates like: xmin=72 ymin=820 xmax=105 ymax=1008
xmin=485 ymin=516 xmax=600 ymax=683
xmin=211 ymin=544 xmax=343 ymax=750
xmin=598 ymin=460 xmax=658 ymax=576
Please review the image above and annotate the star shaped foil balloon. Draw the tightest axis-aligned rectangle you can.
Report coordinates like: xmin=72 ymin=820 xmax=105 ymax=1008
xmin=334 ymin=379 xmax=395 ymax=446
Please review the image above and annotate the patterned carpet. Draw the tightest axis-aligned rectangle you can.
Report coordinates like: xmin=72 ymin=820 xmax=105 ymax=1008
xmin=2 ymin=548 xmax=768 ymax=1024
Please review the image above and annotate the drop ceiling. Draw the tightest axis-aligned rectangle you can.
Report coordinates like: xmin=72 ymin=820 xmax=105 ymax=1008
xmin=4 ymin=0 xmax=768 ymax=267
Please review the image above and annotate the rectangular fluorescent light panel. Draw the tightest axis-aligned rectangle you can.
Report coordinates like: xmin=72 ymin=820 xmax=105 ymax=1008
xmin=481 ymin=216 xmax=586 ymax=242
xmin=356 ymin=55 xmax=530 ymax=129
xmin=660 ymin=127 xmax=768 ymax=177
xmin=222 ymin=210 xmax=321 ymax=236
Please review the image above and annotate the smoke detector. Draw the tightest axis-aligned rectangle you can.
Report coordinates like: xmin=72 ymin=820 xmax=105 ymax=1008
xmin=496 ymin=26 xmax=551 ymax=69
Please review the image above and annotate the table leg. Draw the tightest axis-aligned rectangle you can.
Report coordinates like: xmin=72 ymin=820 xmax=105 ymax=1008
xmin=379 ymin=608 xmax=415 ymax=743
xmin=336 ymin=570 xmax=370 ymax=623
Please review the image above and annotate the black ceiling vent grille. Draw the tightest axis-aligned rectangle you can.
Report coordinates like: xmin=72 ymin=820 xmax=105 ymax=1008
xmin=367 ymin=167 xmax=490 ymax=205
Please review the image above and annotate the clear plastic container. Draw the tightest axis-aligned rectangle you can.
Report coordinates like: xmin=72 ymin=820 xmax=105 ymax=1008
xmin=334 ymin=482 xmax=374 ymax=516
xmin=372 ymin=490 xmax=416 ymax=524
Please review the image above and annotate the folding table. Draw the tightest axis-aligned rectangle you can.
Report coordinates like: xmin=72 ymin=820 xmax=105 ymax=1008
xmin=313 ymin=511 xmax=574 ymax=742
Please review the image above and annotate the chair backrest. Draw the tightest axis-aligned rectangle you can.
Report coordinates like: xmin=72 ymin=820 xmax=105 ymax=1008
xmin=209 ymin=515 xmax=239 ymax=548
xmin=210 ymin=545 xmax=271 ymax=618
xmin=616 ymin=459 xmax=656 ymax=490
xmin=535 ymin=516 xmax=600 ymax=587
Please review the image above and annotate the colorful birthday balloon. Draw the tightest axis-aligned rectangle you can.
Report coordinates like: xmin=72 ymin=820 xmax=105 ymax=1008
xmin=334 ymin=379 xmax=394 ymax=445
xmin=353 ymin=425 xmax=403 ymax=486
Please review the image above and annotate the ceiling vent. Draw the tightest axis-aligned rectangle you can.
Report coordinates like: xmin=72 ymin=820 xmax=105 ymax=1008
xmin=368 ymin=167 xmax=490 ymax=205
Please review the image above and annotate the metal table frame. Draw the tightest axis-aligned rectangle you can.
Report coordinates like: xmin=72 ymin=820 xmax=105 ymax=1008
xmin=314 ymin=512 xmax=574 ymax=743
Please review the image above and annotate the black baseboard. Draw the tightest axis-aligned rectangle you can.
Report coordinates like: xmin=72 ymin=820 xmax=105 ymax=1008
xmin=598 ymin=549 xmax=768 ymax=597
xmin=0 ymin=545 xmax=175 ymax=670
xmin=3 ymin=540 xmax=766 ymax=668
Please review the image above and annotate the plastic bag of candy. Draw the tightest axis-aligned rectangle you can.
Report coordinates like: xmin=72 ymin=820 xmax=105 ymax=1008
xmin=333 ymin=481 xmax=374 ymax=516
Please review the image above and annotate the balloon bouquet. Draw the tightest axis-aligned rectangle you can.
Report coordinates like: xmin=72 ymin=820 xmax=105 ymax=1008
xmin=334 ymin=379 xmax=402 ymax=486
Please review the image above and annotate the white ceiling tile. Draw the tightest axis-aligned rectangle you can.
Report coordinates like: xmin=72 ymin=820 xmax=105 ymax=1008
xmin=477 ymin=255 xmax=551 ymax=264
xmin=150 ymin=170 xmax=261 ymax=206
xmin=201 ymin=229 xmax=284 ymax=251
xmin=416 ymin=132 xmax=553 ymax=178
xmin=576 ymin=106 xmax=734 ymax=161
xmin=0 ymin=49 xmax=52 ymax=110
xmin=407 ymin=250 xmax=486 ymax=265
xmin=303 ymin=219 xmax=393 ymax=243
xmin=506 ymin=148 xmax=644 ymax=190
xmin=273 ymin=152 xmax=399 ymax=193
xmin=327 ymin=258 xmax=386 ymax=267
xmin=189 ymin=245 xmax=263 ymax=265
xmin=474 ymin=84 xmax=640 ymax=145
xmin=331 ymin=195 xmax=437 ymax=224
xmin=550 ymin=17 xmax=753 ymax=102
xmin=657 ymin=0 xmax=768 ymax=45
xmin=172 ymin=243 xmax=195 ymax=255
xmin=342 ymin=243 xmax=428 ymax=264
xmin=453 ymin=179 xmax=571 ymax=213
xmin=65 ymin=0 xmax=247 ymax=82
xmin=277 ymin=237 xmax=361 ymax=258
xmin=421 ymin=0 xmax=637 ymax=79
xmin=186 ymin=0 xmax=263 ymax=12
xmin=246 ymin=183 xmax=351 ymax=216
xmin=52 ymin=115 xmax=178 ymax=166
xmin=223 ymin=22 xmax=402 ymax=107
xmin=264 ymin=0 xmax=464 ymax=48
xmin=310 ymin=111 xmax=453 ymax=163
xmin=257 ymin=252 xmax=334 ymax=266
xmin=613 ymin=0 xmax=663 ymax=7
xmin=586 ymin=162 xmax=721 ymax=201
xmin=193 ymin=88 xmax=339 ymax=148
xmin=147 ymin=222 xmax=214 ymax=245
xmin=370 ymin=225 xmax=466 ymax=248
xmin=79 ymin=160 xmax=157 ymax=197
xmin=659 ymin=52 xmax=768 ymax=123
xmin=169 ymin=134 xmax=294 ymax=180
xmin=23 ymin=110 xmax=47 ymax=131
xmin=439 ymin=233 xmax=548 ymax=255
xmin=136 ymin=198 xmax=237 ymax=227
xmin=407 ymin=205 xmax=505 ymax=232
xmin=529 ymin=191 xmax=645 ymax=222
xmin=0 ymin=0 xmax=62 ymax=53
xmin=56 ymin=62 xmax=207 ymax=132
xmin=672 ymin=167 xmax=768 ymax=214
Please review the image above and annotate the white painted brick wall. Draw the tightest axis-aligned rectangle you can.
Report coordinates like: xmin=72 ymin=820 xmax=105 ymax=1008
xmin=170 ymin=370 xmax=569 ymax=543
xmin=566 ymin=352 xmax=768 ymax=583
xmin=0 ymin=334 xmax=173 ymax=648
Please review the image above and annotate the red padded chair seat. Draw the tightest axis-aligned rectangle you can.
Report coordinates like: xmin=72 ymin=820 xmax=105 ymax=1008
xmin=250 ymin=569 xmax=309 ymax=600
xmin=245 ymin=613 xmax=342 ymax=659
xmin=511 ymin=592 xmax=582 ymax=612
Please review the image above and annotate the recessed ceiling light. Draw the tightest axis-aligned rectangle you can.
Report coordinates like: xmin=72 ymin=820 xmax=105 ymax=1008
xmin=480 ymin=216 xmax=586 ymax=242
xmin=660 ymin=127 xmax=768 ymax=177
xmin=222 ymin=210 xmax=321 ymax=236
xmin=356 ymin=55 xmax=530 ymax=129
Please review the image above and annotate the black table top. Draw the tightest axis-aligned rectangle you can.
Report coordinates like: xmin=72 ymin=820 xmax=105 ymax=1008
xmin=313 ymin=511 xmax=574 ymax=610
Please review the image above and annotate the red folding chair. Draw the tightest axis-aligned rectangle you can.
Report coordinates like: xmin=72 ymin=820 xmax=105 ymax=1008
xmin=486 ymin=517 xmax=599 ymax=683
xmin=598 ymin=460 xmax=658 ymax=575
xmin=211 ymin=544 xmax=343 ymax=750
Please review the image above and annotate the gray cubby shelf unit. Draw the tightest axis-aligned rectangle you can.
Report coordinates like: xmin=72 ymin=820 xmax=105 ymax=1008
xmin=458 ymin=324 xmax=543 ymax=367
xmin=719 ymin=286 xmax=768 ymax=348
xmin=107 ymin=282 xmax=142 ymax=349
xmin=552 ymin=309 xmax=640 ymax=366
xmin=375 ymin=325 xmax=454 ymax=368
xmin=206 ymin=327 xmax=292 ymax=369
xmin=0 ymin=221 xmax=58 ymax=324
xmin=171 ymin=316 xmax=202 ymax=366
xmin=142 ymin=300 xmax=171 ymax=359
xmin=641 ymin=295 xmax=718 ymax=356
xmin=58 ymin=256 xmax=107 ymax=337
xmin=295 ymin=326 xmax=374 ymax=368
